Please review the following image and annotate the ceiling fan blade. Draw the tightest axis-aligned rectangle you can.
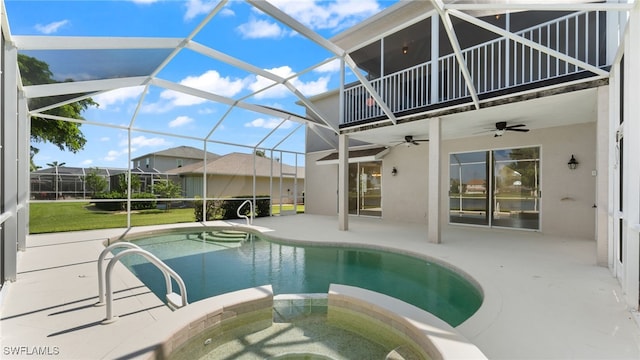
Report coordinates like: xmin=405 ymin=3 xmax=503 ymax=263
xmin=508 ymin=128 xmax=530 ymax=132
xmin=505 ymin=124 xmax=527 ymax=129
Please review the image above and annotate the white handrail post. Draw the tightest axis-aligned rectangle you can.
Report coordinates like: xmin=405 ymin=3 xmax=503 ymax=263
xmin=101 ymin=247 xmax=188 ymax=323
xmin=237 ymin=199 xmax=253 ymax=225
xmin=96 ymin=242 xmax=141 ymax=306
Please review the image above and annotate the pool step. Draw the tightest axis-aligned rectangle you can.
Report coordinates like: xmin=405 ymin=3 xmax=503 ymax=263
xmin=197 ymin=230 xmax=249 ymax=243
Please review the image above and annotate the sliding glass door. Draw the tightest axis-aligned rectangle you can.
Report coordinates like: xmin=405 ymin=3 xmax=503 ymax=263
xmin=449 ymin=152 xmax=489 ymax=225
xmin=349 ymin=162 xmax=382 ymax=217
xmin=449 ymin=147 xmax=540 ymax=230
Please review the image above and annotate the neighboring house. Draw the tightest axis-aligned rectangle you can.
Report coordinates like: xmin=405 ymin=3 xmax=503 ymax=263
xmin=131 ymin=145 xmax=220 ymax=173
xmin=167 ymin=153 xmax=304 ymax=204
xmin=30 ymin=166 xmax=126 ymax=199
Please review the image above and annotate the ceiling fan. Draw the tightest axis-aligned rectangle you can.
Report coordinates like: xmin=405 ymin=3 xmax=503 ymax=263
xmin=399 ymin=135 xmax=429 ymax=146
xmin=493 ymin=121 xmax=529 ymax=137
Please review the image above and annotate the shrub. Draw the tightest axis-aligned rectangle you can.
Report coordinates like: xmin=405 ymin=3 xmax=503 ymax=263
xmin=131 ymin=192 xmax=157 ymax=210
xmin=193 ymin=196 xmax=270 ymax=221
xmin=92 ymin=192 xmax=124 ymax=211
xmin=194 ymin=199 xmax=224 ymax=222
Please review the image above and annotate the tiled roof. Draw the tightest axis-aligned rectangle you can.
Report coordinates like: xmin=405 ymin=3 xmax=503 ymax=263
xmin=131 ymin=146 xmax=220 ymax=161
xmin=167 ymin=152 xmax=304 ymax=178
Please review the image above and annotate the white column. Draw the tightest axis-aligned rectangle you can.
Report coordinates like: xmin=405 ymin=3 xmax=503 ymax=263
xmin=430 ymin=15 xmax=439 ymax=105
xmin=17 ymin=93 xmax=29 ymax=251
xmin=608 ymin=66 xmax=619 ymax=271
xmin=428 ymin=117 xmax=441 ymax=243
xmin=622 ymin=5 xmax=640 ymax=310
xmin=595 ymin=86 xmax=609 ymax=266
xmin=338 ymin=134 xmax=349 ymax=231
xmin=2 ymin=42 xmax=19 ymax=282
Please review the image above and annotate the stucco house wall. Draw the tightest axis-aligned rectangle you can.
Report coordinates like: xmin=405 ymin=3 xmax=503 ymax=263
xmin=305 ymin=120 xmax=596 ymax=239
xmin=440 ymin=121 xmax=596 ymax=239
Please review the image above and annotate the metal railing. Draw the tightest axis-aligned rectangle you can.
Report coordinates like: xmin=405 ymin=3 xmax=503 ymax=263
xmin=237 ymin=199 xmax=254 ymax=225
xmin=96 ymin=242 xmax=188 ymax=323
xmin=343 ymin=11 xmax=606 ymax=125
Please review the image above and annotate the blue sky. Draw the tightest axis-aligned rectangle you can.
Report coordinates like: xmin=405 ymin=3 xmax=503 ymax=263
xmin=7 ymin=0 xmax=396 ymax=169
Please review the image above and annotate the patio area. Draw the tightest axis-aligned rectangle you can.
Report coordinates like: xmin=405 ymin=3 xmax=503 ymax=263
xmin=1 ymin=215 xmax=639 ymax=359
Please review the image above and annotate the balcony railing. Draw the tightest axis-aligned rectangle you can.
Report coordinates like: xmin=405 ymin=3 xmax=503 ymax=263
xmin=343 ymin=11 xmax=607 ymax=125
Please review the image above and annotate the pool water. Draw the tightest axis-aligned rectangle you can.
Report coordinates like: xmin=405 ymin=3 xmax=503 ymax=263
xmin=119 ymin=230 xmax=482 ymax=327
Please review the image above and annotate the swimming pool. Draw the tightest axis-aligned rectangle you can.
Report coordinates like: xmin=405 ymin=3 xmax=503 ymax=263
xmin=118 ymin=229 xmax=482 ymax=327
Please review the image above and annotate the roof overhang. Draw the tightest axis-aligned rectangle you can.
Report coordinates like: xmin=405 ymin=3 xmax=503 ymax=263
xmin=316 ymin=147 xmax=389 ymax=165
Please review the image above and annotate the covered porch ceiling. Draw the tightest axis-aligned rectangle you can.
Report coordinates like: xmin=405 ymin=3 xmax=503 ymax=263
xmin=344 ymin=85 xmax=601 ymax=146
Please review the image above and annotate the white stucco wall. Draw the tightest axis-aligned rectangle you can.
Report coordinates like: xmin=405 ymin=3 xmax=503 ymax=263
xmin=382 ymin=143 xmax=429 ymax=223
xmin=441 ymin=122 xmax=596 ymax=239
xmin=305 ymin=151 xmax=338 ymax=215
xmin=305 ymin=121 xmax=597 ymax=239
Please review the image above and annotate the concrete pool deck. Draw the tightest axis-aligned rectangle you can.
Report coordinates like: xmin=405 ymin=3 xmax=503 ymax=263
xmin=1 ymin=214 xmax=640 ymax=359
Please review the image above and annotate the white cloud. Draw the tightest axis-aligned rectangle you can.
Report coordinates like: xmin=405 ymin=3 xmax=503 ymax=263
xmin=124 ymin=136 xmax=171 ymax=148
xmin=93 ymin=86 xmax=144 ymax=110
xmin=237 ymin=17 xmax=286 ymax=39
xmin=295 ymin=76 xmax=330 ymax=97
xmin=104 ymin=136 xmax=171 ymax=162
xmin=104 ymin=150 xmax=123 ymax=162
xmin=248 ymin=66 xmax=330 ymax=99
xmin=267 ymin=0 xmax=381 ymax=32
xmin=220 ymin=8 xmax=235 ymax=17
xmin=169 ymin=115 xmax=194 ymax=128
xmin=315 ymin=59 xmax=341 ymax=73
xmin=100 ymin=137 xmax=110 ymax=142
xmin=131 ymin=0 xmax=158 ymax=4
xmin=245 ymin=118 xmax=294 ymax=129
xmin=145 ymin=70 xmax=245 ymax=113
xmin=81 ymin=159 xmax=93 ymax=166
xmin=184 ymin=0 xmax=218 ymax=21
xmin=34 ymin=20 xmax=69 ymax=34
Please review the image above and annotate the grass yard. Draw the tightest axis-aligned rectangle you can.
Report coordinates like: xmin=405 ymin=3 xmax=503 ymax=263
xmin=29 ymin=202 xmax=305 ymax=234
xmin=29 ymin=202 xmax=195 ymax=234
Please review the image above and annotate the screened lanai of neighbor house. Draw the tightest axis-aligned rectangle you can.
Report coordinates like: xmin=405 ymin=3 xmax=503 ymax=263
xmin=2 ymin=0 xmax=640 ymax=359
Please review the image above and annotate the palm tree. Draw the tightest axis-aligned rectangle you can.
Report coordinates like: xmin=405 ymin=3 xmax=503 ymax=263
xmin=46 ymin=161 xmax=66 ymax=200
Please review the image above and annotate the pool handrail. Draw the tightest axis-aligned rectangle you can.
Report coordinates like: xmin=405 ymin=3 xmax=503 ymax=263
xmin=96 ymin=244 xmax=188 ymax=323
xmin=95 ymin=242 xmax=142 ymax=306
xmin=237 ymin=199 xmax=253 ymax=225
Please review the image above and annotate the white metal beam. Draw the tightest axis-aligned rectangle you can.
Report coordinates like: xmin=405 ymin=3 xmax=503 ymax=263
xmin=188 ymin=41 xmax=335 ymax=131
xmin=151 ymin=77 xmax=330 ymax=128
xmin=432 ymin=0 xmax=481 ymax=109
xmin=12 ymin=36 xmax=182 ymax=50
xmin=450 ymin=9 xmax=609 ymax=77
xmin=444 ymin=2 xmax=634 ymax=12
xmin=23 ymin=76 xmax=148 ymax=98
xmin=344 ymin=54 xmax=398 ymax=124
xmin=247 ymin=0 xmax=344 ymax=57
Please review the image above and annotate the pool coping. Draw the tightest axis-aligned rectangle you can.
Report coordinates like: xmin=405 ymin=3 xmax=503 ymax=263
xmin=109 ymin=222 xmax=499 ymax=357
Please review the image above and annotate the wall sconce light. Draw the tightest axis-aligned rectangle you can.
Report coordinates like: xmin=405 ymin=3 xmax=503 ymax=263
xmin=391 ymin=167 xmax=398 ymax=176
xmin=568 ymin=155 xmax=579 ymax=170
xmin=402 ymin=46 xmax=408 ymax=54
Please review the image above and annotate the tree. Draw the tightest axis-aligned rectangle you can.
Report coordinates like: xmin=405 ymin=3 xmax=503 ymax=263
xmin=117 ymin=173 xmax=141 ymax=194
xmin=47 ymin=161 xmax=66 ymax=200
xmin=84 ymin=168 xmax=108 ymax=196
xmin=18 ymin=54 xmax=97 ymax=159
xmin=153 ymin=179 xmax=182 ymax=211
xmin=255 ymin=150 xmax=266 ymax=157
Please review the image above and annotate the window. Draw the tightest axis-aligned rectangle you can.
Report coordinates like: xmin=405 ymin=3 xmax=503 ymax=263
xmin=145 ymin=158 xmax=150 ymax=168
xmin=177 ymin=159 xmax=183 ymax=168
xmin=449 ymin=147 xmax=540 ymax=230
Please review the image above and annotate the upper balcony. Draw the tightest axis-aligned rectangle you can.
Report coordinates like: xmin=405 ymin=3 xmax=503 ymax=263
xmin=341 ymin=10 xmax=610 ymax=127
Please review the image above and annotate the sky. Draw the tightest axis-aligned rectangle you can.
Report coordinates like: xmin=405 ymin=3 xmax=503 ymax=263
xmin=6 ymin=0 xmax=397 ymax=169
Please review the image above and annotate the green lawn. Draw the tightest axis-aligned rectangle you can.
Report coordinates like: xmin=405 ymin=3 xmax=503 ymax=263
xmin=29 ymin=202 xmax=196 ymax=234
xmin=29 ymin=202 xmax=305 ymax=234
